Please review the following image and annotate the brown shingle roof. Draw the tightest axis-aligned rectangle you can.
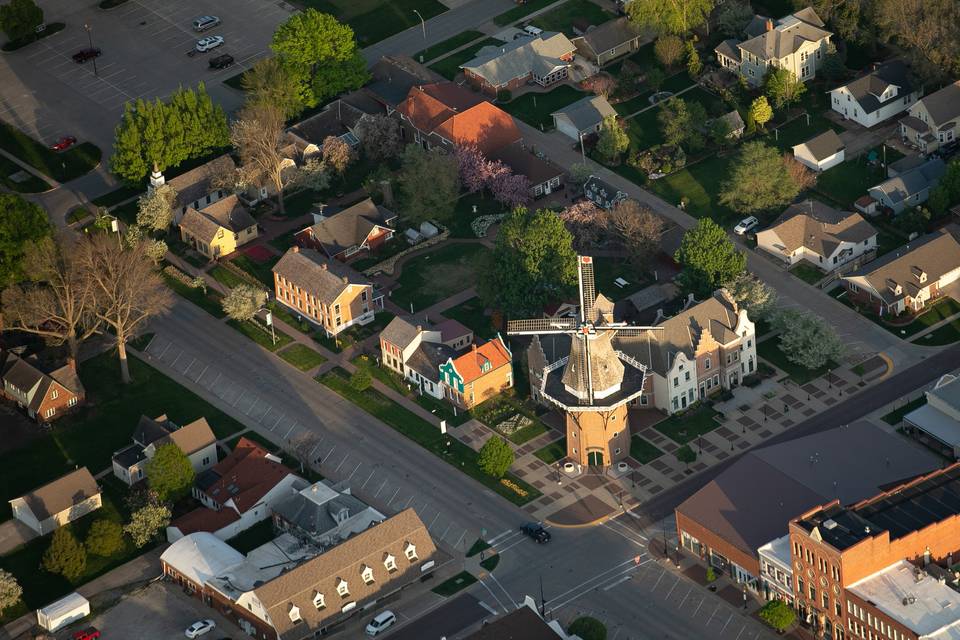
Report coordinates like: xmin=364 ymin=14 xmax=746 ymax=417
xmin=301 ymin=198 xmax=396 ymax=258
xmin=179 ymin=195 xmax=256 ymax=245
xmin=255 ymin=509 xmax=436 ymax=639
xmin=465 ymin=606 xmax=559 ymax=640
xmin=762 ymin=200 xmax=877 ymax=258
xmin=489 ymin=144 xmax=563 ymax=186
xmin=577 ymin=17 xmax=643 ymax=57
xmin=15 ymin=468 xmax=99 ymax=521
xmin=166 ymin=417 xmax=216 ymax=456
xmin=200 ymin=437 xmax=293 ymax=513
xmin=167 ymin=155 xmax=236 ymax=210
xmin=272 ymin=247 xmax=371 ymax=306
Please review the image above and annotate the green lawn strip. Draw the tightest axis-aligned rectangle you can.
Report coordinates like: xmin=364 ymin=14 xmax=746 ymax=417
xmin=765 ymin=113 xmax=842 ymax=152
xmin=92 ymin=185 xmax=141 ymax=208
xmin=1 ymin=21 xmax=65 ymax=51
xmin=429 ymin=37 xmax=504 ymax=80
xmin=0 ymin=122 xmax=101 ymax=182
xmin=472 ymin=394 xmax=548 ymax=445
xmin=613 ymin=89 xmax=654 ymax=116
xmin=0 ymin=436 xmax=73 ymax=522
xmin=226 ymin=519 xmax=276 ymax=553
xmin=629 ymin=435 xmax=663 ymax=464
xmin=111 ymin=199 xmax=139 ymax=225
xmin=223 ymin=69 xmax=247 ymax=91
xmin=834 ymin=291 xmax=960 ymax=339
xmin=318 ymin=368 xmax=540 ymax=505
xmin=66 ymin=206 xmax=94 ymax=224
xmin=466 ymin=538 xmax=491 ymax=557
xmin=494 ymin=0 xmax=558 ymax=26
xmin=161 ymin=270 xmax=226 ymax=318
xmin=415 ymin=30 xmax=484 ymax=63
xmin=277 ymin=343 xmax=327 ymax=371
xmin=534 ymin=438 xmax=567 ymax=464
xmin=653 ymin=406 xmax=720 ymax=445
xmin=313 ymin=311 xmax=395 ymax=353
xmin=227 ymin=319 xmax=293 ymax=352
xmin=166 ymin=234 xmax=209 ymax=269
xmin=757 ymin=338 xmax=836 ymax=384
xmin=230 ymin=253 xmax=280 ymax=287
xmin=479 ymin=554 xmax=500 ymax=571
xmin=881 ymin=396 xmax=926 ymax=425
xmin=647 ymin=154 xmax=737 ymax=223
xmin=450 ymin=191 xmax=506 ymax=238
xmin=530 ymin=0 xmax=614 ymax=34
xmin=0 ymin=154 xmax=50 ymax=193
xmin=501 ymin=85 xmax=588 ymax=130
xmin=592 ymin=257 xmax=649 ymax=300
xmin=210 ymin=265 xmax=256 ymax=289
xmin=306 ymin=0 xmax=447 ymax=46
xmin=443 ymin=296 xmax=496 ymax=339
xmin=431 ymin=570 xmax=477 ymax=596
xmin=813 ymin=152 xmax=890 ymax=209
xmin=917 ymin=317 xmax=960 ymax=346
xmin=390 ymin=243 xmax=488 ymax=310
xmin=788 ymin=262 xmax=824 ymax=285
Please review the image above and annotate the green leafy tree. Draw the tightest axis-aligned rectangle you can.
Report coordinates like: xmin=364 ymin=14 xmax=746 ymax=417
xmin=645 ymin=67 xmax=665 ymax=92
xmin=685 ymin=41 xmax=702 ymax=78
xmin=241 ymin=56 xmax=305 ymax=119
xmin=0 ymin=193 xmax=52 ymax=286
xmin=398 ymin=145 xmax=460 ymax=225
xmin=477 ymin=207 xmax=577 ymax=316
xmin=716 ymin=1 xmax=753 ymax=36
xmin=147 ymin=442 xmax=196 ymax=504
xmin=270 ymin=10 xmax=370 ymax=108
xmin=708 ymin=117 xmax=732 ymax=146
xmin=478 ymin=436 xmax=514 ymax=478
xmin=772 ymin=309 xmax=844 ymax=369
xmin=928 ymin=159 xmax=960 ymax=215
xmin=568 ymin=617 xmax=607 ymax=640
xmin=676 ymin=444 xmax=696 ymax=464
xmin=658 ymin=97 xmax=706 ymax=152
xmin=124 ymin=503 xmax=171 ymax=548
xmin=705 ymin=566 xmax=717 ymax=582
xmin=0 ymin=0 xmax=42 ymax=43
xmin=193 ymin=83 xmax=231 ymax=155
xmin=111 ymin=102 xmax=149 ymax=184
xmin=758 ymin=599 xmax=797 ymax=632
xmin=748 ymin=96 xmax=773 ymax=129
xmin=674 ymin=218 xmax=746 ymax=298
xmin=820 ymin=42 xmax=847 ymax=81
xmin=719 ymin=141 xmax=800 ymax=214
xmin=85 ymin=520 xmax=126 ymax=557
xmin=764 ymin=68 xmax=806 ymax=109
xmin=42 ymin=528 xmax=86 ymax=581
xmin=350 ymin=367 xmax=372 ymax=392
xmin=595 ymin=115 xmax=630 ymax=164
xmin=0 ymin=569 xmax=22 ymax=613
xmin=654 ymin=35 xmax=684 ymax=68
xmin=627 ymin=0 xmax=714 ymax=35
xmin=874 ymin=0 xmax=960 ymax=82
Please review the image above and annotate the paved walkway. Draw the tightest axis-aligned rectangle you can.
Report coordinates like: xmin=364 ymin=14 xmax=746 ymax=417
xmin=0 ymin=147 xmax=58 ymax=190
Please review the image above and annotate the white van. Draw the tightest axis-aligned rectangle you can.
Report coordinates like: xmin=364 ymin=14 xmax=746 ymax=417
xmin=365 ymin=610 xmax=397 ymax=636
xmin=192 ymin=15 xmax=221 ymax=32
xmin=523 ymin=25 xmax=543 ymax=37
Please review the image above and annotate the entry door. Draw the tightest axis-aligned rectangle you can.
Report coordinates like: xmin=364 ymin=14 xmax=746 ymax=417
xmin=587 ymin=451 xmax=604 ymax=466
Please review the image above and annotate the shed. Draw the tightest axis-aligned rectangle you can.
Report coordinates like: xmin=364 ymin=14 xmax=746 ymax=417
xmin=37 ymin=592 xmax=90 ymax=632
xmin=792 ymin=129 xmax=845 ymax=172
xmin=419 ymin=222 xmax=439 ymax=238
xmin=550 ymin=95 xmax=617 ymax=141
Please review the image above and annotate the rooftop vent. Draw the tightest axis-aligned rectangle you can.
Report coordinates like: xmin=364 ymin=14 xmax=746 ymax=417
xmin=902 ymin=595 xmax=916 ymax=606
xmin=823 ymin=519 xmax=838 ymax=530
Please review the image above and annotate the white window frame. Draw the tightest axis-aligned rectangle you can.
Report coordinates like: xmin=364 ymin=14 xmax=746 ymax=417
xmin=361 ymin=565 xmax=375 ymax=584
xmin=404 ymin=542 xmax=418 ymax=561
xmin=336 ymin=579 xmax=349 ymax=597
xmin=384 ymin=554 xmax=397 ymax=572
xmin=313 ymin=591 xmax=325 ymax=609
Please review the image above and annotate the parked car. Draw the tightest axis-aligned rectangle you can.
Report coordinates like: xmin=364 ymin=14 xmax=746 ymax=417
xmin=523 ymin=25 xmax=543 ymax=37
xmin=73 ymin=629 xmax=101 ymax=640
xmin=192 ymin=15 xmax=221 ymax=32
xmin=72 ymin=48 xmax=101 ymax=63
xmin=50 ymin=136 xmax=77 ymax=152
xmin=734 ymin=216 xmax=759 ymax=235
xmin=195 ymin=36 xmax=224 ymax=52
xmin=184 ymin=620 xmax=216 ymax=638
xmin=365 ymin=610 xmax=397 ymax=636
xmin=520 ymin=522 xmax=551 ymax=543
xmin=208 ymin=54 xmax=234 ymax=70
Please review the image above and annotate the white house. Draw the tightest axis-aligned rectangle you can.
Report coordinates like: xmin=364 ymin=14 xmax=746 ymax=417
xmin=756 ymin=200 xmax=878 ymax=272
xmin=379 ymin=315 xmax=474 ymax=400
xmin=792 ymin=129 xmax=845 ymax=172
xmin=112 ymin=414 xmax=218 ymax=486
xmin=551 ymin=95 xmax=617 ymax=141
xmin=828 ymin=61 xmax=918 ymax=128
xmin=758 ymin=535 xmax=794 ymax=605
xmin=867 ymin=157 xmax=945 ymax=214
xmin=10 ymin=468 xmax=101 ymax=536
xmin=899 ymin=80 xmax=960 ymax=153
xmin=903 ymin=374 xmax=960 ymax=459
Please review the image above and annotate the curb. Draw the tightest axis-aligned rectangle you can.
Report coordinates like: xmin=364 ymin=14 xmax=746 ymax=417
xmin=874 ymin=352 xmax=895 ymax=382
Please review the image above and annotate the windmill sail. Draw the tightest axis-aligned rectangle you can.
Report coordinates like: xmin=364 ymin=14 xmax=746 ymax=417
xmin=578 ymin=256 xmax=596 ymax=323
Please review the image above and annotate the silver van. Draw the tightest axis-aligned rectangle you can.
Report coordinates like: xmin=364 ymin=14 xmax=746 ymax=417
xmin=192 ymin=15 xmax=221 ymax=32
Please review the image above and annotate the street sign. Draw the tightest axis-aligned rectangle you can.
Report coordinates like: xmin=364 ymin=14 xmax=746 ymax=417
xmin=265 ymin=311 xmax=273 ymax=326
xmin=439 ymin=420 xmax=447 ymax=434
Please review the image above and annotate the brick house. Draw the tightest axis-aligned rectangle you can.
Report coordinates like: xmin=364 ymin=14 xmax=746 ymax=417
xmin=272 ymin=246 xmax=383 ymax=338
xmin=461 ymin=33 xmax=577 ymax=96
xmin=295 ymin=198 xmax=397 ymax=262
xmin=0 ymin=350 xmax=84 ymax=422
xmin=111 ymin=414 xmax=218 ymax=486
xmin=9 ymin=468 xmax=101 ymax=536
xmin=841 ymin=225 xmax=960 ymax=316
xmin=439 ymin=337 xmax=513 ymax=410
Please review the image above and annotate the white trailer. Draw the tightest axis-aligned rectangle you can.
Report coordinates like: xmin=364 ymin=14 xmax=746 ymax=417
xmin=37 ymin=592 xmax=90 ymax=632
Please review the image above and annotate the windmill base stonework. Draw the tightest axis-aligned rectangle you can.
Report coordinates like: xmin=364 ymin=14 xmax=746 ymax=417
xmin=565 ymin=404 xmax=630 ymax=467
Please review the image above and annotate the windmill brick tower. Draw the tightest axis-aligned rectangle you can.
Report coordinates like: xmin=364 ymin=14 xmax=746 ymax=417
xmin=507 ymin=256 xmax=661 ymax=468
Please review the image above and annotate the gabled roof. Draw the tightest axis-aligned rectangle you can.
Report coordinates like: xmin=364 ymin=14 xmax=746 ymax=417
xmin=832 ymin=60 xmax=913 ymax=115
xmin=461 ymin=33 xmax=576 ymax=87
xmin=133 ymin=414 xmax=174 ymax=446
xmin=166 ymin=417 xmax=217 ymax=456
xmin=366 ymin=55 xmax=445 ymax=108
xmin=551 ymin=95 xmax=617 ymax=132
xmin=870 ymin=157 xmax=945 ymax=204
xmin=915 ymin=80 xmax=960 ymax=127
xmin=13 ymin=468 xmax=99 ymax=521
xmin=762 ymin=200 xmax=876 ymax=258
xmin=301 ymin=198 xmax=396 ymax=258
xmin=272 ymin=247 xmax=371 ymax=306
xmin=1 ymin=354 xmax=45 ymax=395
xmin=737 ymin=8 xmax=831 ymax=61
xmin=648 ymin=290 xmax=741 ymax=376
xmin=718 ymin=110 xmax=745 ymax=133
xmin=715 ymin=39 xmax=741 ymax=63
xmin=465 ymin=605 xmax=562 ymax=640
xmin=793 ymin=129 xmax=844 ymax=161
xmin=167 ymin=154 xmax=236 ymax=209
xmin=198 ymin=437 xmax=293 ymax=513
xmin=179 ymin=195 xmax=256 ymax=245
xmin=488 ymin=143 xmax=564 ymax=185
xmin=448 ymin=337 xmax=511 ymax=384
xmin=380 ymin=316 xmax=424 ymax=350
xmin=287 ymin=100 xmax=366 ymax=145
xmin=576 ymin=17 xmax=643 ymax=56
xmin=0 ymin=352 xmax=83 ymax=412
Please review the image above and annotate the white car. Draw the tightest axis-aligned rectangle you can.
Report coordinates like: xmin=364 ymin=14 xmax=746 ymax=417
xmin=734 ymin=216 xmax=759 ymax=235
xmin=184 ymin=619 xmax=216 ymax=638
xmin=192 ymin=15 xmax=221 ymax=32
xmin=195 ymin=36 xmax=224 ymax=52
xmin=365 ymin=610 xmax=397 ymax=636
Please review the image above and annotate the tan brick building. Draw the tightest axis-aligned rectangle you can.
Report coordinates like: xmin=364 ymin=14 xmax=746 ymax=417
xmin=439 ymin=338 xmax=513 ymax=410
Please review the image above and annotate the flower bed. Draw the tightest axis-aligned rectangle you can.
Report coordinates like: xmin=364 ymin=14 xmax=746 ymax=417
xmin=471 ymin=214 xmax=506 ymax=238
xmin=500 ymin=478 xmax=528 ymax=498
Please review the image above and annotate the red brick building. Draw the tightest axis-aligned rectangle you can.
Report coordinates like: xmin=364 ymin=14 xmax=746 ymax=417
xmin=0 ymin=351 xmax=84 ymax=422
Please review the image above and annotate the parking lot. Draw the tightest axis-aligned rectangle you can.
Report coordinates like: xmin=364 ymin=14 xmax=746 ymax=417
xmin=0 ymin=0 xmax=293 ymax=156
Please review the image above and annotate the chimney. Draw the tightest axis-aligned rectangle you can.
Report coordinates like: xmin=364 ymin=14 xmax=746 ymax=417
xmin=342 ymin=276 xmax=349 ymax=283
xmin=471 ymin=344 xmax=478 ymax=354
xmin=320 ymin=262 xmax=327 ymax=270
xmin=66 ymin=357 xmax=76 ymax=371
xmin=765 ymin=18 xmax=773 ymax=31
xmin=292 ymin=246 xmax=300 ymax=254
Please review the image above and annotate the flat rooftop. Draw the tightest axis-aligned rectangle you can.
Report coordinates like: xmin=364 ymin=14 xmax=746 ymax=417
xmin=848 ymin=560 xmax=960 ymax=639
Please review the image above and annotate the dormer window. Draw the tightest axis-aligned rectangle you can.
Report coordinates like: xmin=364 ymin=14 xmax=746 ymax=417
xmin=313 ymin=591 xmax=326 ymax=609
xmin=336 ymin=579 xmax=349 ymax=597
xmin=384 ymin=553 xmax=397 ymax=572
xmin=404 ymin=542 xmax=417 ymax=561
xmin=288 ymin=604 xmax=301 ymax=623
xmin=361 ymin=565 xmax=375 ymax=584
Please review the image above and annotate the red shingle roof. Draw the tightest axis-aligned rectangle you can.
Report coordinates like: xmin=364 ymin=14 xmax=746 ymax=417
xmin=450 ymin=338 xmax=511 ymax=383
xmin=202 ymin=437 xmax=293 ymax=513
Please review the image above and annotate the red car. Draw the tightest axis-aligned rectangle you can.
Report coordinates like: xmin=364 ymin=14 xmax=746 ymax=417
xmin=50 ymin=136 xmax=77 ymax=152
xmin=72 ymin=628 xmax=101 ymax=640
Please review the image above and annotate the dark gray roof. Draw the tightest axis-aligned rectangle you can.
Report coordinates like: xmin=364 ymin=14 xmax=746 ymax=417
xmin=167 ymin=155 xmax=236 ymax=210
xmin=718 ymin=110 xmax=745 ymax=133
xmin=551 ymin=95 xmax=617 ymax=132
xmin=737 ymin=10 xmax=831 ymax=61
xmin=835 ymin=60 xmax=913 ymax=115
xmin=133 ymin=415 xmax=173 ymax=446
xmin=288 ymin=100 xmax=366 ymax=145
xmin=272 ymin=247 xmax=371 ymax=306
xmin=871 ymin=157 xmax=945 ymax=204
xmin=714 ymin=39 xmax=741 ymax=63
xmin=366 ymin=56 xmax=444 ymax=107
xmin=465 ymin=606 xmax=559 ymax=640
xmin=744 ymin=15 xmax=772 ymax=39
xmin=794 ymin=129 xmax=844 ymax=161
xmin=1 ymin=354 xmax=44 ymax=395
xmin=917 ymin=80 xmax=960 ymax=127
xmin=577 ymin=17 xmax=643 ymax=56
xmin=272 ymin=490 xmax=370 ymax=537
xmin=407 ymin=342 xmax=457 ymax=383
xmin=583 ymin=175 xmax=627 ymax=209
xmin=303 ymin=198 xmax=396 ymax=258
xmin=488 ymin=144 xmax=564 ymax=185
xmin=113 ymin=443 xmax=146 ymax=468
xmin=380 ymin=316 xmax=424 ymax=350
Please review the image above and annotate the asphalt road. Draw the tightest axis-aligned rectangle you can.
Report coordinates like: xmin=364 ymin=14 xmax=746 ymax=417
xmin=386 ymin=593 xmax=489 ymax=640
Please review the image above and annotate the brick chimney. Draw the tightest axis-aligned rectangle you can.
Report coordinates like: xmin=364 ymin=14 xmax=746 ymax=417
xmin=765 ymin=18 xmax=773 ymax=31
xmin=320 ymin=262 xmax=327 ymax=270
xmin=292 ymin=246 xmax=300 ymax=253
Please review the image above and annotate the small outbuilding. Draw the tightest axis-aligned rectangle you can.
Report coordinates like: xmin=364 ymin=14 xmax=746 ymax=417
xmin=792 ymin=129 xmax=845 ymax=172
xmin=551 ymin=95 xmax=617 ymax=141
xmin=37 ymin=592 xmax=90 ymax=632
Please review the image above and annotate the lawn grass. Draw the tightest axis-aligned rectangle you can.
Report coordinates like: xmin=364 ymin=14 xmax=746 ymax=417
xmin=653 ymin=406 xmax=720 ymax=444
xmin=789 ymin=262 xmax=824 ymax=285
xmin=534 ymin=438 xmax=567 ymax=464
xmin=277 ymin=343 xmax=327 ymax=371
xmin=415 ymin=30 xmax=484 ymax=63
xmin=443 ymin=296 xmax=497 ymax=339
xmin=230 ymin=254 xmax=280 ymax=288
xmin=0 ymin=122 xmax=101 ymax=182
xmin=92 ymin=185 xmax=142 ymax=208
xmin=647 ymin=154 xmax=737 ymax=223
xmin=835 ymin=292 xmax=960 ymax=340
xmin=918 ymin=318 xmax=960 ymax=346
xmin=493 ymin=0 xmax=557 ymax=26
xmin=613 ymin=89 xmax=654 ymax=116
xmin=305 ymin=0 xmax=447 ymax=46
xmin=466 ymin=538 xmax=491 ymax=557
xmin=501 ymin=85 xmax=588 ymax=130
xmin=0 ymin=154 xmax=50 ymax=192
xmin=592 ymin=256 xmax=649 ymax=300
xmin=814 ymin=149 xmax=894 ymax=208
xmin=226 ymin=519 xmax=276 ymax=553
xmin=210 ymin=265 xmax=258 ymax=290
xmin=0 ymin=436 xmax=73 ymax=523
xmin=479 ymin=554 xmax=500 ymax=571
xmin=161 ymin=270 xmax=226 ymax=318
xmin=881 ymin=396 xmax=926 ymax=425
xmin=757 ymin=337 xmax=836 ymax=384
xmin=313 ymin=312 xmax=394 ymax=353
xmin=66 ymin=206 xmax=94 ymax=224
xmin=765 ymin=114 xmax=841 ymax=152
xmin=530 ymin=0 xmax=614 ymax=35
xmin=429 ymin=37 xmax=504 ymax=80
xmin=431 ymin=571 xmax=478 ymax=596
xmin=630 ymin=435 xmax=663 ymax=464
xmin=318 ymin=367 xmax=540 ymax=505
xmin=450 ymin=191 xmax=506 ymax=238
xmin=227 ymin=319 xmax=293 ymax=352
xmin=389 ymin=243 xmax=489 ymax=311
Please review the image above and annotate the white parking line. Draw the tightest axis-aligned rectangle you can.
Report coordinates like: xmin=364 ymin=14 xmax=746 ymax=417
xmin=374 ymin=479 xmax=387 ymax=497
xmin=334 ymin=455 xmax=348 ymax=474
xmin=283 ymin=421 xmax=298 ymax=439
xmin=346 ymin=462 xmax=362 ymax=482
xmin=359 ymin=470 xmax=375 ymax=490
xmin=478 ymin=579 xmax=509 ymax=614
xmin=387 ymin=487 xmax=401 ymax=505
xmin=719 ymin=613 xmax=733 ymax=634
xmin=246 ymin=397 xmax=259 ymax=416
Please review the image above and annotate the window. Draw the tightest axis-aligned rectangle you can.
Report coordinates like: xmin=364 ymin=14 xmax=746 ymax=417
xmin=313 ymin=592 xmax=326 ymax=609
xmin=361 ymin=565 xmax=374 ymax=584
xmin=835 ymin=601 xmax=841 ymax=617
xmin=336 ymin=579 xmax=349 ymax=597
xmin=288 ymin=604 xmax=301 ymax=623
xmin=615 ymin=448 xmax=621 ymax=454
xmin=704 ymin=357 xmax=711 ymax=370
xmin=68 ymin=397 xmax=78 ymax=407
xmin=612 ymin=431 xmax=619 ymax=438
xmin=361 ymin=291 xmax=367 ymax=302
xmin=404 ymin=542 xmax=418 ymax=561
xmin=202 ymin=456 xmax=210 ymax=466
xmin=809 ymin=585 xmax=816 ymax=600
xmin=684 ymin=371 xmax=691 ymax=381
xmin=50 ymin=389 xmax=59 ymax=400
xmin=45 ymin=407 xmax=56 ymax=418
xmin=822 ymin=593 xmax=829 ymax=608
xmin=673 ymin=377 xmax=679 ymax=388
xmin=384 ymin=554 xmax=397 ymax=572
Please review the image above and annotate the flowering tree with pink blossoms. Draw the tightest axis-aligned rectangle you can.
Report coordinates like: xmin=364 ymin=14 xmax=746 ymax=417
xmin=490 ymin=170 xmax=531 ymax=208
xmin=456 ymin=146 xmax=497 ymax=193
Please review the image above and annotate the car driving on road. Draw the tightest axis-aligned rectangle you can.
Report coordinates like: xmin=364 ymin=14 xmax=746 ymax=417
xmin=195 ymin=36 xmax=224 ymax=53
xmin=520 ymin=522 xmax=551 ymax=543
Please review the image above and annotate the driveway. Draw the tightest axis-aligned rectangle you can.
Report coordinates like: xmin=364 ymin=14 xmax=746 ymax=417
xmin=0 ymin=519 xmax=36 ymax=555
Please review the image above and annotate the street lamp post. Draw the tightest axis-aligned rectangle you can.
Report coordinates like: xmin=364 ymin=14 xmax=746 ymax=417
xmin=412 ymin=10 xmax=426 ymax=40
xmin=578 ymin=131 xmax=586 ymax=163
xmin=84 ymin=23 xmax=98 ymax=77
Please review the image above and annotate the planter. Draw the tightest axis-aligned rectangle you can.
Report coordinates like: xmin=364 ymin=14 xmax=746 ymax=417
xmin=617 ymin=461 xmax=628 ymax=472
xmin=563 ymin=462 xmax=575 ymax=473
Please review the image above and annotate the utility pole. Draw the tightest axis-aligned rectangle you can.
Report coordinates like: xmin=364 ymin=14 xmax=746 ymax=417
xmin=84 ymin=23 xmax=98 ymax=77
xmin=413 ymin=10 xmax=425 ymax=41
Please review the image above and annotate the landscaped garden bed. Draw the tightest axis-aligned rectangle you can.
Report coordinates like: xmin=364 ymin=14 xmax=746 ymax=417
xmin=473 ymin=394 xmax=548 ymax=445
xmin=653 ymin=406 xmax=720 ymax=444
xmin=757 ymin=338 xmax=836 ymax=384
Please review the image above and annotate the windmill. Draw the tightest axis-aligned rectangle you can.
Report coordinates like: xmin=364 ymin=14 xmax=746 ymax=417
xmin=508 ymin=256 xmax=662 ymax=467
